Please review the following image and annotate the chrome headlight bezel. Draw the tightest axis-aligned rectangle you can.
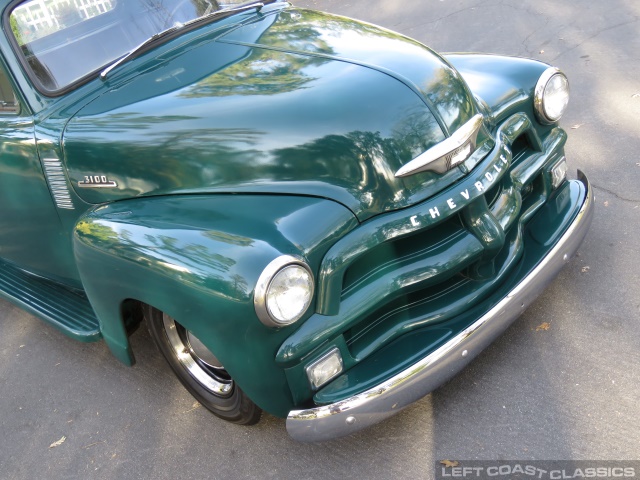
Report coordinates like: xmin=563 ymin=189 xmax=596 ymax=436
xmin=254 ymin=255 xmax=314 ymax=328
xmin=534 ymin=67 xmax=570 ymax=125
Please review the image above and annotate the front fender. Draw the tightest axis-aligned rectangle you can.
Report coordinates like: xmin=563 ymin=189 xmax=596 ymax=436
xmin=73 ymin=194 xmax=357 ymax=416
xmin=445 ymin=54 xmax=551 ymax=131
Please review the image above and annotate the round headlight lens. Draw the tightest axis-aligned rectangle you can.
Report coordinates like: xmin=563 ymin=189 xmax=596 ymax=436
xmin=535 ymin=68 xmax=570 ymax=124
xmin=543 ymin=74 xmax=570 ymax=121
xmin=265 ymin=264 xmax=313 ymax=325
xmin=254 ymin=256 xmax=315 ymax=328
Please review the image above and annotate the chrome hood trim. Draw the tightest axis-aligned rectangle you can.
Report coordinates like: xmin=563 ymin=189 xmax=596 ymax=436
xmin=395 ymin=114 xmax=483 ymax=177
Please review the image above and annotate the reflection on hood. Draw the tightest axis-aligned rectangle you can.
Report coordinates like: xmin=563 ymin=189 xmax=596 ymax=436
xmin=63 ymin=5 xmax=478 ymax=221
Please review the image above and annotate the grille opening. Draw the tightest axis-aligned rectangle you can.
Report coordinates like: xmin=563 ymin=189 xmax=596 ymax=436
xmin=343 ymin=219 xmax=526 ymax=360
xmin=343 ymin=273 xmax=468 ymax=353
xmin=520 ymin=173 xmax=547 ymax=214
xmin=341 ymin=215 xmax=466 ymax=296
xmin=511 ymin=134 xmax=534 ymax=166
xmin=485 ymin=180 xmax=503 ymax=208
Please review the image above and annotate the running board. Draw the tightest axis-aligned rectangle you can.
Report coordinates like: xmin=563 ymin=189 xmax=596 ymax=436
xmin=0 ymin=259 xmax=101 ymax=342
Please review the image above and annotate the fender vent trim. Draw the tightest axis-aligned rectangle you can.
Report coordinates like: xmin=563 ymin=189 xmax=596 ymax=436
xmin=43 ymin=158 xmax=74 ymax=210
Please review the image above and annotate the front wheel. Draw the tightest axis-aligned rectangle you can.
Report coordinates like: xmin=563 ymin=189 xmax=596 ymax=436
xmin=145 ymin=305 xmax=262 ymax=425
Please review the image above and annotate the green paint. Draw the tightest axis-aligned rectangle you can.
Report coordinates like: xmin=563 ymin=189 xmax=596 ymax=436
xmin=0 ymin=0 xmax=589 ymax=419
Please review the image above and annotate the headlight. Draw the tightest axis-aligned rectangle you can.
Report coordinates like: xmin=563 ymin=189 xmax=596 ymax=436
xmin=534 ymin=67 xmax=570 ymax=124
xmin=254 ymin=255 xmax=314 ymax=327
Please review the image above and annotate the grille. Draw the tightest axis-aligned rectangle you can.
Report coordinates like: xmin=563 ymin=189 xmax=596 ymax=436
xmin=278 ymin=113 xmax=567 ymax=373
xmin=313 ymin=114 xmax=559 ymax=365
xmin=341 ymin=216 xmax=466 ymax=295
xmin=342 ymin=171 xmax=547 ymax=360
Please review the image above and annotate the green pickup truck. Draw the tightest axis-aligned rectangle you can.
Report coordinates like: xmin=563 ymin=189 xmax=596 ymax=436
xmin=0 ymin=0 xmax=592 ymax=441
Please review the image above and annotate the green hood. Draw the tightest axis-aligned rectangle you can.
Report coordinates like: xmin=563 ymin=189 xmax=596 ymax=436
xmin=63 ymin=6 xmax=478 ymax=220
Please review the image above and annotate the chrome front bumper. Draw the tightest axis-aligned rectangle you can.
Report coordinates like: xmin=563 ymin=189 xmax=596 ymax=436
xmin=286 ymin=171 xmax=594 ymax=442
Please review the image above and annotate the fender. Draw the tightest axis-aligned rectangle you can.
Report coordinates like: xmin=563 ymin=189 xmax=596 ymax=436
xmin=73 ymin=194 xmax=357 ymax=416
xmin=444 ymin=54 xmax=552 ymax=134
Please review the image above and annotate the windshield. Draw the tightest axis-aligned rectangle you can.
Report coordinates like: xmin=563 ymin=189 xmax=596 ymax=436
xmin=8 ymin=0 xmax=254 ymax=94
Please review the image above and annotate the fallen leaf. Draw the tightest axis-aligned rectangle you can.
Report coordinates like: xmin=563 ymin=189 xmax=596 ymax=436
xmin=536 ymin=322 xmax=551 ymax=331
xmin=581 ymin=266 xmax=590 ymax=273
xmin=571 ymin=124 xmax=584 ymax=129
xmin=604 ymin=201 xmax=609 ymax=207
xmin=49 ymin=436 xmax=66 ymax=449
xmin=539 ymin=50 xmax=545 ymax=54
xmin=632 ymin=93 xmax=640 ymax=98
xmin=183 ymin=401 xmax=201 ymax=414
xmin=440 ymin=460 xmax=460 ymax=468
xmin=19 ymin=345 xmax=25 ymax=348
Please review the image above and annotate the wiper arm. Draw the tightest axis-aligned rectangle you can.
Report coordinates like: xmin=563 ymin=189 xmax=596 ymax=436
xmin=100 ymin=25 xmax=181 ymax=80
xmin=100 ymin=2 xmax=265 ymax=80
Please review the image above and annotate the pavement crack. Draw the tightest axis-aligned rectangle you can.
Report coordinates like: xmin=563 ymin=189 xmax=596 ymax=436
xmin=552 ymin=16 xmax=639 ymax=61
xmin=402 ymin=0 xmax=501 ymax=32
xmin=519 ymin=14 xmax=551 ymax=57
xmin=592 ymin=184 xmax=640 ymax=204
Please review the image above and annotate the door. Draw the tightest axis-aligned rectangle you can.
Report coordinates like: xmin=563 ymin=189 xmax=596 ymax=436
xmin=0 ymin=63 xmax=79 ymax=285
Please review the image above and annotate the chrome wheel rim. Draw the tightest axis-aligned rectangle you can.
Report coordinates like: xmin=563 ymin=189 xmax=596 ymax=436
xmin=162 ymin=313 xmax=233 ymax=397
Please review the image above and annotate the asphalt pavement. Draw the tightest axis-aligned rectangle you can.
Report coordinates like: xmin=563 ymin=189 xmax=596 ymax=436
xmin=1 ymin=0 xmax=639 ymax=478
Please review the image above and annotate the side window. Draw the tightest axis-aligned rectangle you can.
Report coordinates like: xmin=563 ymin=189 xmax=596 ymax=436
xmin=0 ymin=66 xmax=19 ymax=114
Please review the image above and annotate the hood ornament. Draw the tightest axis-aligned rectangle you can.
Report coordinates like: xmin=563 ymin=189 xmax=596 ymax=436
xmin=395 ymin=114 xmax=483 ymax=177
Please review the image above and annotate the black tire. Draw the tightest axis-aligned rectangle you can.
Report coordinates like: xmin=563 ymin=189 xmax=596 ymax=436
xmin=145 ymin=305 xmax=262 ymax=425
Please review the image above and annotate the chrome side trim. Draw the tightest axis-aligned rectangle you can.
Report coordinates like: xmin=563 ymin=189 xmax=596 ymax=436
xmin=42 ymin=158 xmax=74 ymax=210
xmin=286 ymin=171 xmax=593 ymax=442
xmin=395 ymin=114 xmax=483 ymax=177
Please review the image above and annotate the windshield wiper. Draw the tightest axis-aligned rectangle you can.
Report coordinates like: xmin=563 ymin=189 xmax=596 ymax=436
xmin=100 ymin=2 xmax=265 ymax=80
